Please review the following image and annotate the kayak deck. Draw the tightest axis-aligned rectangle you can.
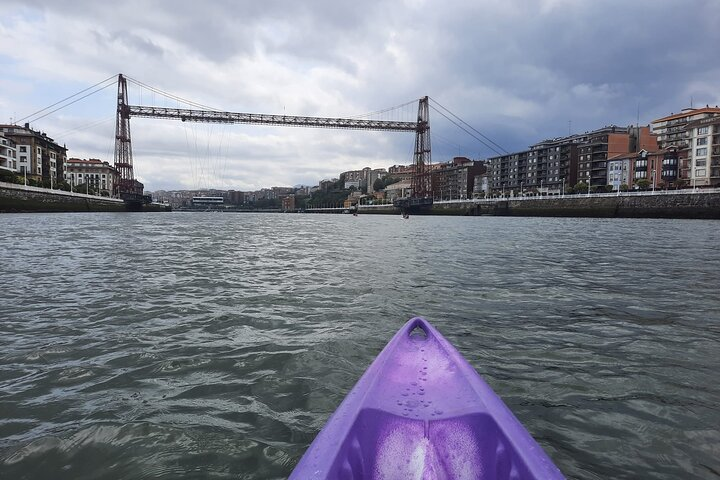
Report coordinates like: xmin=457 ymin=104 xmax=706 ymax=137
xmin=290 ymin=317 xmax=564 ymax=479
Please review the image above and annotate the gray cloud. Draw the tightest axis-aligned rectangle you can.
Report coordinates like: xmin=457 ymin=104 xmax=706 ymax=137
xmin=2 ymin=0 xmax=719 ymax=190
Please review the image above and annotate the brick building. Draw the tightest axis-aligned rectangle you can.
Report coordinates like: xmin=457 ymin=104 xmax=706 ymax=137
xmin=488 ymin=125 xmax=656 ymax=195
xmin=432 ymin=157 xmax=486 ymax=200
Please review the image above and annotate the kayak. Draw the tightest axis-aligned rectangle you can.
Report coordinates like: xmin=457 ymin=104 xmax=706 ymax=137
xmin=290 ymin=317 xmax=564 ymax=479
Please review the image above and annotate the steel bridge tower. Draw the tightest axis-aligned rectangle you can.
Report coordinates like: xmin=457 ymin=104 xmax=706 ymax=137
xmin=114 ymin=74 xmax=136 ymax=199
xmin=411 ymin=96 xmax=432 ymax=198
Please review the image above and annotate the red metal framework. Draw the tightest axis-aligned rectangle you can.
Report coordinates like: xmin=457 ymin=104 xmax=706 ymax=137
xmin=113 ymin=74 xmax=135 ymax=197
xmin=411 ymin=96 xmax=432 ymax=198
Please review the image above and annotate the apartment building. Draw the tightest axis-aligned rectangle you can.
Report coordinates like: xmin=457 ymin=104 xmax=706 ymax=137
xmin=651 ymin=107 xmax=720 ymax=150
xmin=340 ymin=167 xmax=388 ymax=192
xmin=0 ymin=123 xmax=67 ymax=186
xmin=684 ymin=116 xmax=720 ymax=187
xmin=488 ymin=125 xmax=656 ymax=195
xmin=651 ymin=107 xmax=720 ymax=187
xmin=65 ymin=158 xmax=119 ymax=195
xmin=489 ymin=137 xmax=581 ymax=195
xmin=0 ymin=133 xmax=17 ymax=173
xmin=431 ymin=157 xmax=486 ymax=200
xmin=577 ymin=126 xmax=657 ymax=188
xmin=607 ymin=153 xmax=633 ymax=190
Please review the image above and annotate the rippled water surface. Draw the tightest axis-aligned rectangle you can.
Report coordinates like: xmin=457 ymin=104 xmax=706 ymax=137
xmin=1 ymin=212 xmax=719 ymax=479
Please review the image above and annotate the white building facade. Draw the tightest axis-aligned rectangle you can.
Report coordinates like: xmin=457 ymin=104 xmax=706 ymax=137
xmin=607 ymin=157 xmax=631 ymax=191
xmin=0 ymin=133 xmax=17 ymax=173
xmin=685 ymin=117 xmax=720 ymax=188
xmin=65 ymin=158 xmax=119 ymax=195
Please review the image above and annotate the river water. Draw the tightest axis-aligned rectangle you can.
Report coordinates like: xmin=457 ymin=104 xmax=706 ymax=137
xmin=0 ymin=212 xmax=718 ymax=479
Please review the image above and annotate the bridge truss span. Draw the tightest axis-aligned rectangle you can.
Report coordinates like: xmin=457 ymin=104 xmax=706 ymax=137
xmin=126 ymin=105 xmax=420 ymax=132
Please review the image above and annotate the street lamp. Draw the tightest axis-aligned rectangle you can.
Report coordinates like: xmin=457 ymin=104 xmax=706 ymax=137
xmin=587 ymin=173 xmax=591 ymax=196
xmin=652 ymin=169 xmax=656 ymax=193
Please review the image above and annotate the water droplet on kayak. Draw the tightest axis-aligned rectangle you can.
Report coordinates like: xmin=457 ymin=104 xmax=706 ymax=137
xmin=419 ymin=391 xmax=425 ymax=395
xmin=411 ymin=382 xmax=417 ymax=386
xmin=401 ymin=392 xmax=408 ymax=396
xmin=435 ymin=409 xmax=443 ymax=415
xmin=423 ymin=366 xmax=428 ymax=370
xmin=402 ymin=412 xmax=409 ymax=416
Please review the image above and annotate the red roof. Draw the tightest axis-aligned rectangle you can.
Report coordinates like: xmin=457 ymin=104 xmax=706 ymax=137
xmin=651 ymin=107 xmax=720 ymax=124
xmin=67 ymin=158 xmax=105 ymax=164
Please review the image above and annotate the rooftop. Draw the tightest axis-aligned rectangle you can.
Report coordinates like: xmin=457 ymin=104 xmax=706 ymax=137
xmin=651 ymin=107 xmax=720 ymax=124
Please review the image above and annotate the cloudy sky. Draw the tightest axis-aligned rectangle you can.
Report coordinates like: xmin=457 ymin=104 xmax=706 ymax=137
xmin=1 ymin=0 xmax=719 ymax=191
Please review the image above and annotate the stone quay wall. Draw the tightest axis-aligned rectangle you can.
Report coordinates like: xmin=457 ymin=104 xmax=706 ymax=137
xmin=358 ymin=192 xmax=720 ymax=219
xmin=2 ymin=182 xmax=125 ymax=213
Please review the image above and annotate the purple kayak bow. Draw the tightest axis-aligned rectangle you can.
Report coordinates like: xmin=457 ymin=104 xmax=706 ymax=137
xmin=290 ymin=317 xmax=565 ymax=479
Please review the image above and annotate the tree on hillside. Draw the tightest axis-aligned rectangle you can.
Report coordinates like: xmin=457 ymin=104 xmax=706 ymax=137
xmin=373 ymin=176 xmax=400 ymax=191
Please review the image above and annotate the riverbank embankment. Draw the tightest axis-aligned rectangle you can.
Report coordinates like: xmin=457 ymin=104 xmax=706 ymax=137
xmin=0 ymin=182 xmax=168 ymax=213
xmin=355 ymin=190 xmax=720 ymax=219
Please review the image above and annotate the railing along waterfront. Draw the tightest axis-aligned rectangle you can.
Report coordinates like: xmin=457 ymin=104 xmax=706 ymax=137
xmin=467 ymin=187 xmax=720 ymax=204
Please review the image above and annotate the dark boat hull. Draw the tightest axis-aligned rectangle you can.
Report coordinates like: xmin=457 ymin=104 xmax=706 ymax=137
xmin=393 ymin=196 xmax=433 ymax=214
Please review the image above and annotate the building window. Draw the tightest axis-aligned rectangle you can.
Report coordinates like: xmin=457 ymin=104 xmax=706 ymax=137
xmin=19 ymin=146 xmax=27 ymax=152
xmin=696 ymin=169 xmax=706 ymax=177
xmin=698 ymin=126 xmax=709 ymax=135
xmin=696 ymin=147 xmax=707 ymax=157
xmin=696 ymin=159 xmax=706 ymax=167
xmin=697 ymin=137 xmax=707 ymax=146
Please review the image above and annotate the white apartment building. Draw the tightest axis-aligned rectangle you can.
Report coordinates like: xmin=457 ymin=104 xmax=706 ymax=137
xmin=607 ymin=156 xmax=631 ymax=190
xmin=651 ymin=107 xmax=720 ymax=150
xmin=0 ymin=124 xmax=67 ymax=183
xmin=685 ymin=116 xmax=720 ymax=188
xmin=0 ymin=133 xmax=17 ymax=172
xmin=65 ymin=158 xmax=119 ymax=195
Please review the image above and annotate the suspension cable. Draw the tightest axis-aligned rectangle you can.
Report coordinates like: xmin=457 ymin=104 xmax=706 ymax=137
xmin=124 ymin=76 xmax=221 ymax=111
xmin=429 ymin=104 xmax=506 ymax=157
xmin=15 ymin=75 xmax=118 ymax=125
xmin=349 ymin=99 xmax=419 ymax=120
xmin=429 ymin=97 xmax=508 ymax=155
